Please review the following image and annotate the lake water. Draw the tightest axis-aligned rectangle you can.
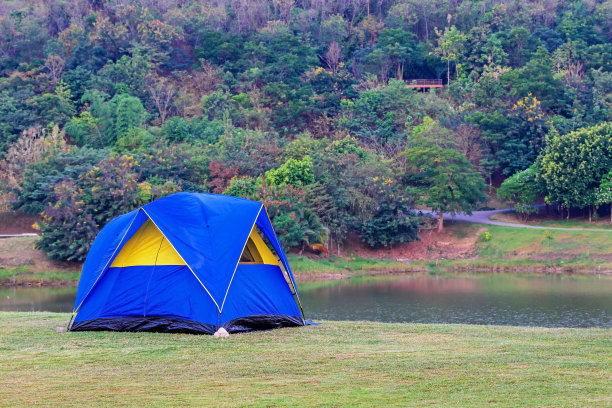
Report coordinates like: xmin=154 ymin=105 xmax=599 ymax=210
xmin=1 ymin=275 xmax=611 ymax=328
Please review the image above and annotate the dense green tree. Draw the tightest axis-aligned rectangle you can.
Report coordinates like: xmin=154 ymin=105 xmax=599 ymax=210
xmin=162 ymin=116 xmax=193 ymax=143
xmin=114 ymin=95 xmax=148 ymax=139
xmin=64 ymin=111 xmax=102 ymax=147
xmin=536 ymin=122 xmax=612 ymax=220
xmin=513 ymin=46 xmax=567 ymax=112
xmin=93 ymin=52 xmax=151 ymax=104
xmin=29 ymin=81 xmax=76 ymax=127
xmin=359 ymin=177 xmax=420 ymax=248
xmin=0 ymin=86 xmax=37 ymax=154
xmin=399 ymin=146 xmax=487 ymax=231
xmin=17 ymin=148 xmax=106 ymax=215
xmin=497 ymin=165 xmax=541 ymax=220
xmin=596 ymin=169 xmax=612 ymax=223
xmin=79 ymin=91 xmax=148 ymax=147
xmin=265 ymin=156 xmax=315 ymax=187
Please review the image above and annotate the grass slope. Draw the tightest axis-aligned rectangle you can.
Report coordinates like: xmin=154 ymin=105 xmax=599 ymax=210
xmin=0 ymin=312 xmax=610 ymax=407
xmin=475 ymin=224 xmax=612 ymax=267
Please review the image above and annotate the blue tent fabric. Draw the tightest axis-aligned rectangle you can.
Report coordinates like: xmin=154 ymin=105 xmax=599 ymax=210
xmin=73 ymin=209 xmax=148 ymax=312
xmin=142 ymin=193 xmax=263 ymax=310
xmin=219 ymin=264 xmax=301 ymax=325
xmin=71 ymin=193 xmax=304 ymax=334
xmin=255 ymin=210 xmax=302 ymax=306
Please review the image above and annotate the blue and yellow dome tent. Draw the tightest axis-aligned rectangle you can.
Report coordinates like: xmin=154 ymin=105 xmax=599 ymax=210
xmin=69 ymin=193 xmax=305 ymax=334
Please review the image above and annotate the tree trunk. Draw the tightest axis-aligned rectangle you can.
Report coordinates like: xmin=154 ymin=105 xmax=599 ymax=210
xmin=589 ymin=206 xmax=592 ymax=223
xmin=447 ymin=59 xmax=450 ymax=85
xmin=438 ymin=210 xmax=444 ymax=232
xmin=610 ymin=202 xmax=611 ymax=224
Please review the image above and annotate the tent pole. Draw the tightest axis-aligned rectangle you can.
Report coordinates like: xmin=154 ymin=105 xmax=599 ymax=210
xmin=66 ymin=312 xmax=76 ymax=331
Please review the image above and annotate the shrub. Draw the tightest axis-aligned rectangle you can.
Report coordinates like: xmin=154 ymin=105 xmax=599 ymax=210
xmin=359 ymin=178 xmax=420 ymax=248
xmin=265 ymin=156 xmax=315 ymax=187
xmin=162 ymin=116 xmax=192 ymax=142
xmin=36 ymin=155 xmax=143 ymax=261
xmin=497 ymin=165 xmax=541 ymax=221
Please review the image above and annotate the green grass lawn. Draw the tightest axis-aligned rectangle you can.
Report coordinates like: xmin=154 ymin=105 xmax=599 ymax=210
xmin=477 ymin=225 xmax=612 ymax=262
xmin=0 ymin=265 xmax=81 ymax=285
xmin=490 ymin=213 xmax=612 ymax=230
xmin=0 ymin=313 xmax=609 ymax=407
xmin=287 ymin=254 xmax=411 ymax=276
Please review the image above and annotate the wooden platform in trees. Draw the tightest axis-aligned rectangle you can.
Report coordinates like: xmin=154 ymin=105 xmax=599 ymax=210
xmin=406 ymin=79 xmax=443 ymax=88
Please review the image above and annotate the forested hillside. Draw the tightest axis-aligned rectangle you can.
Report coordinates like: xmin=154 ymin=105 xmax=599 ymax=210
xmin=0 ymin=0 xmax=610 ymax=261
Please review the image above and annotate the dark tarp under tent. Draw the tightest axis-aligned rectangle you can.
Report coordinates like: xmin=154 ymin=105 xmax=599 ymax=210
xmin=69 ymin=192 xmax=305 ymax=334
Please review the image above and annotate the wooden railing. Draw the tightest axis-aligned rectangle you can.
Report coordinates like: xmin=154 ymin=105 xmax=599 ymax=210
xmin=406 ymin=79 xmax=443 ymax=87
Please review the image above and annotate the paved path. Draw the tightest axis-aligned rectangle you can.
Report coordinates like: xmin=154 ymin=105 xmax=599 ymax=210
xmin=0 ymin=233 xmax=38 ymax=239
xmin=418 ymin=207 xmax=612 ymax=232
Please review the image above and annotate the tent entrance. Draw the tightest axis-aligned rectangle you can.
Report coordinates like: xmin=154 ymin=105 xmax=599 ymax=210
xmin=239 ymin=227 xmax=279 ymax=265
xmin=110 ymin=219 xmax=185 ymax=268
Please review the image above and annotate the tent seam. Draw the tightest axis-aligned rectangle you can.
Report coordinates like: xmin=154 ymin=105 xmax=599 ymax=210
xmin=143 ymin=236 xmax=164 ymax=317
xmin=219 ymin=204 xmax=263 ymax=313
xmin=261 ymin=206 xmax=305 ymax=322
xmin=141 ymin=207 xmax=222 ymax=313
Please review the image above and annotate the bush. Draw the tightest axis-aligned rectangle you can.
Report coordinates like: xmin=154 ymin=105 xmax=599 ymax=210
xmin=224 ymin=179 xmax=327 ymax=249
xmin=359 ymin=178 xmax=420 ymax=248
xmin=162 ymin=117 xmax=192 ymax=142
xmin=115 ymin=128 xmax=155 ymax=152
xmin=497 ymin=165 xmax=541 ymax=220
xmin=36 ymin=155 xmax=144 ymax=261
xmin=265 ymin=156 xmax=315 ymax=187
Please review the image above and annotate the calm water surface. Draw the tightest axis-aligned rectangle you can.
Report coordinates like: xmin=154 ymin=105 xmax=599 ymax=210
xmin=1 ymin=275 xmax=611 ymax=328
xmin=300 ymin=275 xmax=612 ymax=328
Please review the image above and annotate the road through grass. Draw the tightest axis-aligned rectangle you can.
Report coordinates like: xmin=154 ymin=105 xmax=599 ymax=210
xmin=0 ymin=312 xmax=610 ymax=407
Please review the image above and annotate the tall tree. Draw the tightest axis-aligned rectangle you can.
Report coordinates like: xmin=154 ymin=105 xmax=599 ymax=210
xmin=433 ymin=18 xmax=466 ymax=84
xmin=596 ymin=169 xmax=612 ymax=224
xmin=537 ymin=122 xmax=612 ymax=220
xmin=398 ymin=146 xmax=487 ymax=231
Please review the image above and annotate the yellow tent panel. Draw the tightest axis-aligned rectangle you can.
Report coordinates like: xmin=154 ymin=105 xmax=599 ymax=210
xmin=242 ymin=227 xmax=279 ymax=266
xmin=110 ymin=219 xmax=185 ymax=267
xmin=111 ymin=219 xmax=278 ymax=268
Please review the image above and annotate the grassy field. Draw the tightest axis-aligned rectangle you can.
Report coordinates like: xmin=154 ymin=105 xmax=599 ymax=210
xmin=287 ymin=254 xmax=412 ymax=277
xmin=475 ymin=224 xmax=612 ymax=266
xmin=490 ymin=212 xmax=612 ymax=229
xmin=0 ymin=312 xmax=609 ymax=407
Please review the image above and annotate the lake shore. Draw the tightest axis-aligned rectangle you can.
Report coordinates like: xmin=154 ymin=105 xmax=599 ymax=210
xmin=2 ymin=256 xmax=610 ymax=288
xmin=0 ymin=312 xmax=609 ymax=407
xmin=1 ymin=221 xmax=611 ymax=287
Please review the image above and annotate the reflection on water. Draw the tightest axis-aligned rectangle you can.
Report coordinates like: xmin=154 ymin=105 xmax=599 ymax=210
xmin=299 ymin=275 xmax=612 ymax=328
xmin=0 ymin=287 xmax=76 ymax=313
xmin=1 ymin=275 xmax=611 ymax=327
